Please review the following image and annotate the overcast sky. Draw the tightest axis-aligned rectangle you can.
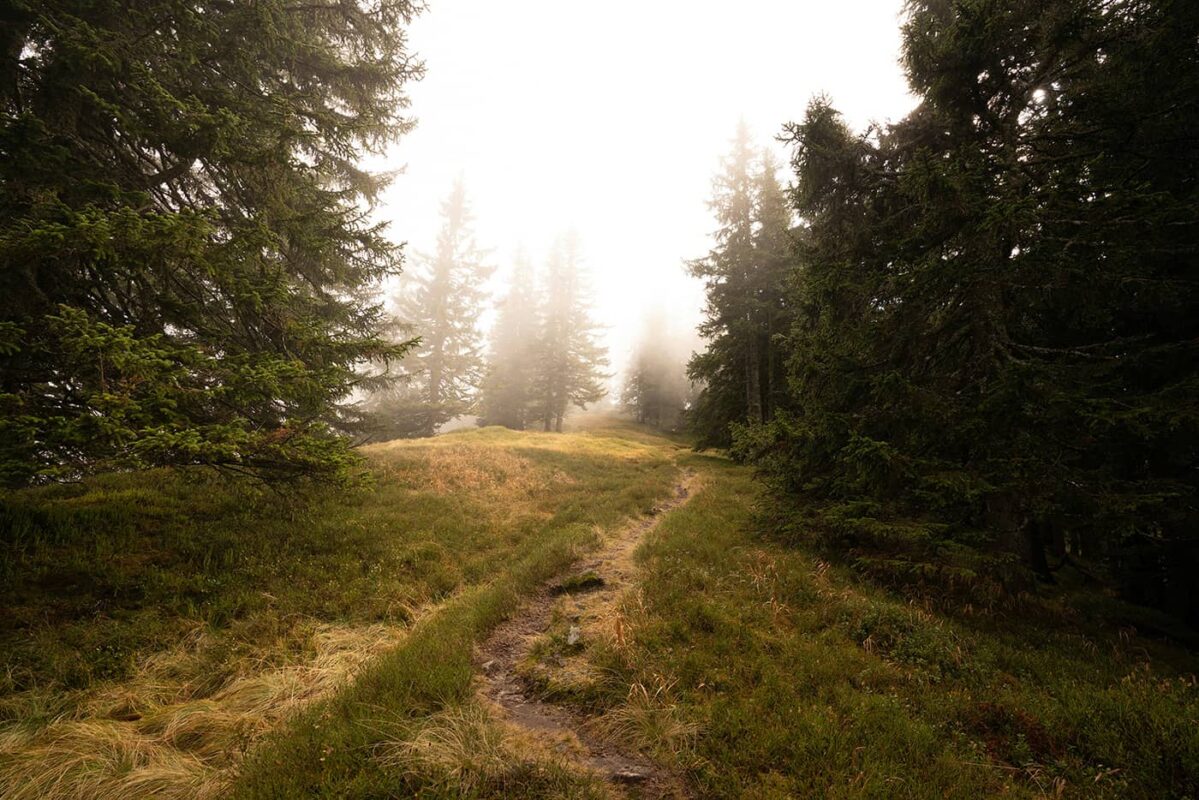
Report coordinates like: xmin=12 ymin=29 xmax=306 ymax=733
xmin=376 ymin=0 xmax=918 ymax=383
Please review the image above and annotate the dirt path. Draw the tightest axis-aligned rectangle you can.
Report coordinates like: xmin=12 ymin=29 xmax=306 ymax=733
xmin=476 ymin=469 xmax=698 ymax=799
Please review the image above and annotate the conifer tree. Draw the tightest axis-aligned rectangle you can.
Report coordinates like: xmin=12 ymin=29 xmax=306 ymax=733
xmin=621 ymin=310 xmax=694 ymax=430
xmin=688 ymin=124 xmax=795 ymax=447
xmin=478 ymin=250 xmax=538 ymax=429
xmin=531 ymin=234 xmax=608 ymax=432
xmin=0 ymin=0 xmax=422 ymax=484
xmin=752 ymin=151 xmax=796 ymax=419
xmin=750 ymin=0 xmax=1199 ymax=618
xmin=383 ymin=179 xmax=492 ymax=437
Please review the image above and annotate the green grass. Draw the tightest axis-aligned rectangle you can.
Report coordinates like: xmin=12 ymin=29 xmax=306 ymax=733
xmin=5 ymin=419 xmax=1197 ymax=799
xmin=551 ymin=570 xmax=605 ymax=595
xmin=564 ymin=452 xmax=1199 ymax=799
xmin=0 ymin=420 xmax=683 ymax=799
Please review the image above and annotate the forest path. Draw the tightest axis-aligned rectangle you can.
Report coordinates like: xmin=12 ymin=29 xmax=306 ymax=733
xmin=476 ymin=468 xmax=698 ymax=799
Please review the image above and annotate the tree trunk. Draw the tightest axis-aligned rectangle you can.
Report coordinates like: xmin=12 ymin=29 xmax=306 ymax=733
xmin=745 ymin=330 xmax=763 ymax=425
xmin=989 ymin=493 xmax=1050 ymax=580
xmin=1025 ymin=519 xmax=1052 ymax=581
xmin=765 ymin=331 xmax=775 ymax=422
xmin=1049 ymin=520 xmax=1066 ymax=562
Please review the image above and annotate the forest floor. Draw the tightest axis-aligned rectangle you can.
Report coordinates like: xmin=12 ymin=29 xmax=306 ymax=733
xmin=2 ymin=417 xmax=1198 ymax=799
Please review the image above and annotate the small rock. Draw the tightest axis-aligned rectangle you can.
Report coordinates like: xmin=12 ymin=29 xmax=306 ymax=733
xmin=612 ymin=770 xmax=647 ymax=784
xmin=566 ymin=625 xmax=581 ymax=646
xmin=481 ymin=659 xmax=496 ymax=673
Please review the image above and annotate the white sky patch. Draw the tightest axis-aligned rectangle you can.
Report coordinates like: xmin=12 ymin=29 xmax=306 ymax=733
xmin=373 ymin=0 xmax=919 ymax=386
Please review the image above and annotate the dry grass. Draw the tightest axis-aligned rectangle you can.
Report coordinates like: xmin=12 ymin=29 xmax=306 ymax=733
xmin=2 ymin=417 xmax=683 ymax=799
xmin=375 ymin=703 xmax=605 ymax=798
xmin=376 ymin=704 xmax=514 ymax=793
xmin=0 ymin=620 xmax=409 ymax=800
xmin=371 ymin=437 xmax=582 ymax=529
xmin=592 ymin=679 xmax=700 ymax=762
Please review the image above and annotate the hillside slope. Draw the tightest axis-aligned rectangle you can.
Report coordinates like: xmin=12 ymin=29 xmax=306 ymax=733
xmin=0 ymin=421 xmax=682 ymax=798
xmin=2 ymin=419 xmax=1197 ymax=799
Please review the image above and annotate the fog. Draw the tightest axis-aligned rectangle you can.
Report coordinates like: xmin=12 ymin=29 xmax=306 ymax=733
xmin=376 ymin=0 xmax=917 ymax=395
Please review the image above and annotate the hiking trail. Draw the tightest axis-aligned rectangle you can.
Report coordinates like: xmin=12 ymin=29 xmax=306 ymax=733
xmin=476 ymin=468 xmax=698 ymax=799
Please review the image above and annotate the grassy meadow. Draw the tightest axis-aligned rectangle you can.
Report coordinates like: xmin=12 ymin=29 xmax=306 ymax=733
xmin=536 ymin=453 xmax=1199 ymax=799
xmin=0 ymin=421 xmax=681 ymax=799
xmin=2 ymin=418 xmax=1197 ymax=799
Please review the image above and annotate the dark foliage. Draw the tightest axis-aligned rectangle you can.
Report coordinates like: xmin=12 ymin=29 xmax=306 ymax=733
xmin=688 ymin=123 xmax=795 ymax=448
xmin=0 ymin=0 xmax=422 ymax=484
xmin=740 ymin=0 xmax=1199 ymax=619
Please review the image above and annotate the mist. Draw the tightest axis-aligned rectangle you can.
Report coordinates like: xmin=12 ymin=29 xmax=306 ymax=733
xmin=366 ymin=0 xmax=917 ymax=433
xmin=7 ymin=1 xmax=1196 ymax=795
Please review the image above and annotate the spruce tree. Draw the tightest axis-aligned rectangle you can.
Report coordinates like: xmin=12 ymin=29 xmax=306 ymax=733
xmin=531 ymin=234 xmax=608 ymax=432
xmin=478 ymin=250 xmax=538 ymax=429
xmin=688 ymin=124 xmax=795 ymax=447
xmin=0 ymin=0 xmax=422 ymax=484
xmin=751 ymin=150 xmax=796 ymax=420
xmin=384 ymin=179 xmax=492 ymax=437
xmin=621 ymin=310 xmax=693 ymax=430
xmin=755 ymin=0 xmax=1199 ymax=617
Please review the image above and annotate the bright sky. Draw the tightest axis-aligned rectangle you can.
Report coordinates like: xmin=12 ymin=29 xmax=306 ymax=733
xmin=377 ymin=0 xmax=918 ymax=384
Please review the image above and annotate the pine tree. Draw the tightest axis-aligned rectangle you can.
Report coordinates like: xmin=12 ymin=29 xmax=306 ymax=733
xmin=688 ymin=124 xmax=795 ymax=447
xmin=531 ymin=234 xmax=608 ymax=433
xmin=621 ymin=310 xmax=694 ymax=430
xmin=752 ymin=150 xmax=796 ymax=420
xmin=478 ymin=250 xmax=538 ymax=429
xmin=381 ymin=179 xmax=493 ymax=437
xmin=0 ymin=0 xmax=422 ymax=485
xmin=754 ymin=0 xmax=1199 ymax=618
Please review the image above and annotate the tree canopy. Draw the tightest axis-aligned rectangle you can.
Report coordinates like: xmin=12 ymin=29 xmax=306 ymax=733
xmin=0 ymin=0 xmax=423 ymax=485
xmin=479 ymin=250 xmax=539 ymax=430
xmin=529 ymin=234 xmax=608 ymax=433
xmin=687 ymin=123 xmax=795 ymax=447
xmin=728 ymin=0 xmax=1199 ymax=620
xmin=377 ymin=178 xmax=492 ymax=438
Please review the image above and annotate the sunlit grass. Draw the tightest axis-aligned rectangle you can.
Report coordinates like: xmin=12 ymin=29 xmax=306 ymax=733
xmin=0 ymin=419 xmax=680 ymax=799
xmin=9 ymin=420 xmax=1185 ymax=799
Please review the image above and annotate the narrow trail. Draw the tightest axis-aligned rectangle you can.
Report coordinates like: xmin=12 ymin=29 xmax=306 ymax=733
xmin=476 ymin=468 xmax=698 ymax=799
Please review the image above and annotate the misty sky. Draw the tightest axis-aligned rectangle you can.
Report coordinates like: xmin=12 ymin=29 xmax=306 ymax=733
xmin=378 ymin=0 xmax=918 ymax=383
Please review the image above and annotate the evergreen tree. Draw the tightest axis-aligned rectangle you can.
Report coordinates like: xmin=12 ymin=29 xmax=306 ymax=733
xmin=752 ymin=150 xmax=797 ymax=419
xmin=688 ymin=124 xmax=795 ymax=447
xmin=752 ymin=0 xmax=1199 ymax=618
xmin=478 ymin=249 xmax=538 ymax=429
xmin=0 ymin=0 xmax=422 ymax=485
xmin=531 ymin=234 xmax=608 ymax=432
xmin=621 ymin=310 xmax=694 ymax=430
xmin=382 ymin=179 xmax=492 ymax=437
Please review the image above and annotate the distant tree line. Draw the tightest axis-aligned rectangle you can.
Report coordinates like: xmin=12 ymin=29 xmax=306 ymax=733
xmin=366 ymin=184 xmax=609 ymax=438
xmin=620 ymin=310 xmax=696 ymax=432
xmin=691 ymin=0 xmax=1199 ymax=622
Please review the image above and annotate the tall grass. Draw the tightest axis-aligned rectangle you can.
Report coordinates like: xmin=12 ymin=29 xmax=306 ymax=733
xmin=1 ymin=421 xmax=680 ymax=800
xmin=571 ymin=453 xmax=1199 ymax=799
